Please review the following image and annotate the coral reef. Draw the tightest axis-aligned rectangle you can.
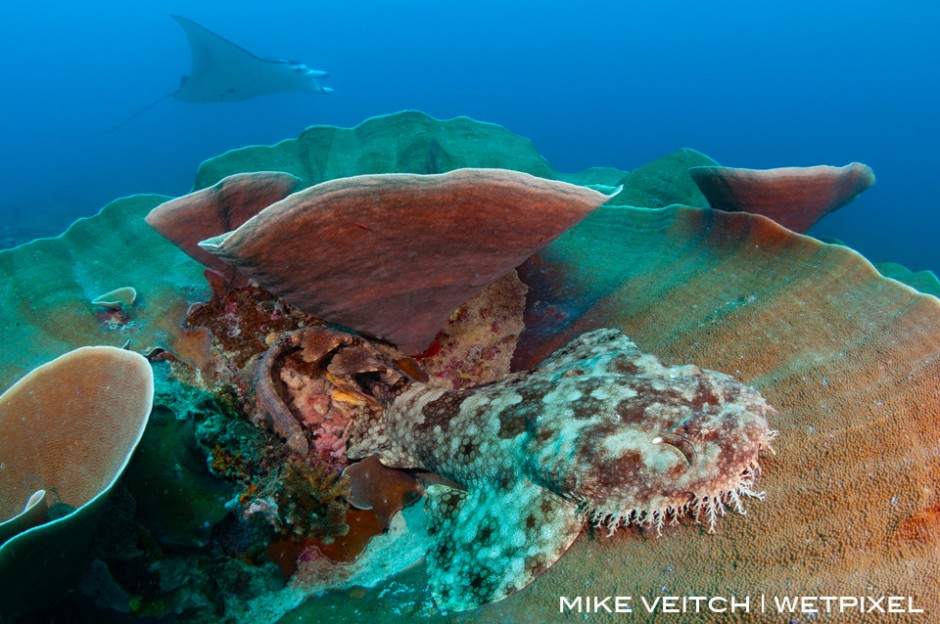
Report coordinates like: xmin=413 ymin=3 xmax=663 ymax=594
xmin=252 ymin=327 xmax=390 ymax=457
xmin=123 ymin=401 xmax=235 ymax=548
xmin=169 ymin=366 xmax=354 ymax=548
xmin=1 ymin=111 xmax=938 ymax=622
xmin=90 ymin=285 xmax=138 ymax=310
xmin=69 ymin=481 xmax=286 ymax=624
xmin=610 ymin=147 xmax=717 ymax=208
xmin=42 ymin=358 xmax=357 ymax=623
xmin=876 ymin=260 xmax=940 ymax=297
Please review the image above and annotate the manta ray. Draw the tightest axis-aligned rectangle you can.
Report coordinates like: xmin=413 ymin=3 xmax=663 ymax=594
xmin=116 ymin=15 xmax=331 ymax=129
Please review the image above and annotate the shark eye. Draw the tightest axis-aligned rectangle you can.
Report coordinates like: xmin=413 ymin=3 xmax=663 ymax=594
xmin=653 ymin=433 xmax=697 ymax=467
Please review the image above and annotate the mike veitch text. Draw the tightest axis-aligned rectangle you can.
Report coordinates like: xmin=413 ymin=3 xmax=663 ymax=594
xmin=560 ymin=594 xmax=925 ymax=616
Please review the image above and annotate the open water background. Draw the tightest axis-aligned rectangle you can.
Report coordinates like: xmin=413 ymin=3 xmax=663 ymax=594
xmin=1 ymin=1 xmax=937 ymax=273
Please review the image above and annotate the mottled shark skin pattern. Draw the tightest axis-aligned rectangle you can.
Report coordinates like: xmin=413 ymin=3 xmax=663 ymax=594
xmin=260 ymin=326 xmax=775 ymax=611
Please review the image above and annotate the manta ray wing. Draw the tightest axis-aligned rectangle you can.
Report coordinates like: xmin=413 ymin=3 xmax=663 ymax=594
xmin=170 ymin=15 xmax=330 ymax=102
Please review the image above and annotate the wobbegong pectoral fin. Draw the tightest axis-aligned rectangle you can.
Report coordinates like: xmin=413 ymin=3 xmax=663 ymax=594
xmin=424 ymin=479 xmax=582 ymax=612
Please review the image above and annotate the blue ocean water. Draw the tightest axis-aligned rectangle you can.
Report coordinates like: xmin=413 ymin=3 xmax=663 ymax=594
xmin=0 ymin=1 xmax=937 ymax=273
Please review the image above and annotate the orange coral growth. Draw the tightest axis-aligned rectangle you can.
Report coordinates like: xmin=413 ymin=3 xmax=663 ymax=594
xmin=310 ymin=508 xmax=385 ymax=563
xmin=266 ymin=508 xmax=386 ymax=580
xmin=266 ymin=537 xmax=306 ymax=580
xmin=894 ymin=504 xmax=940 ymax=547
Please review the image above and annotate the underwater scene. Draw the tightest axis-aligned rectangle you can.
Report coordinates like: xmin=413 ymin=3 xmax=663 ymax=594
xmin=1 ymin=2 xmax=938 ymax=623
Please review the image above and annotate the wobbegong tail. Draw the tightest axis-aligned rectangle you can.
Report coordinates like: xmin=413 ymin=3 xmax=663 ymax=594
xmin=424 ymin=479 xmax=582 ymax=612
